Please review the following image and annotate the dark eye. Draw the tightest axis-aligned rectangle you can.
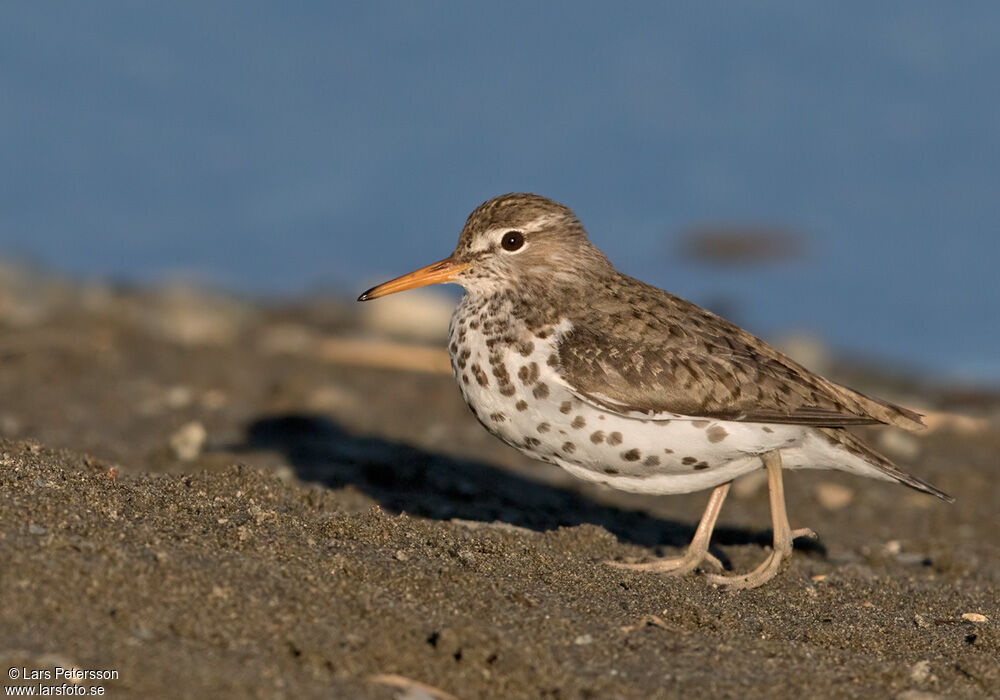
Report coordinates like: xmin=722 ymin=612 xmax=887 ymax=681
xmin=501 ymin=230 xmax=524 ymax=252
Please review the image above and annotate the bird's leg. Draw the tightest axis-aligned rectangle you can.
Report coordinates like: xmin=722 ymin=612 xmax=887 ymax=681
xmin=706 ymin=450 xmax=816 ymax=590
xmin=606 ymin=482 xmax=731 ymax=576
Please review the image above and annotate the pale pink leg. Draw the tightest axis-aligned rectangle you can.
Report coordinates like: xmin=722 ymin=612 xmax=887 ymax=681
xmin=606 ymin=482 xmax=731 ymax=576
xmin=706 ymin=450 xmax=815 ymax=589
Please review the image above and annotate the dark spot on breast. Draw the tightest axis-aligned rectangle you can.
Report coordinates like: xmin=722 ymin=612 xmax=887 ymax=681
xmin=449 ymin=342 xmax=459 ymax=354
xmin=469 ymin=320 xmax=480 ymax=330
xmin=603 ymin=467 xmax=619 ymax=475
xmin=462 ymin=374 xmax=470 ymax=384
xmin=518 ymin=365 xmax=530 ymax=383
xmin=590 ymin=431 xmax=605 ymax=444
xmin=524 ymin=437 xmax=541 ymax=448
xmin=471 ymin=364 xmax=489 ymax=387
xmin=692 ymin=420 xmax=710 ymax=428
xmin=622 ymin=448 xmax=641 ymax=462
xmin=547 ymin=354 xmax=559 ymax=367
xmin=643 ymin=455 xmax=661 ymax=467
xmin=571 ymin=415 xmax=586 ymax=429
xmin=663 ymin=448 xmax=674 ymax=454
xmin=562 ymin=441 xmax=576 ymax=454
xmin=515 ymin=400 xmax=528 ymax=411
xmin=682 ymin=456 xmax=698 ymax=465
xmin=517 ymin=341 xmax=534 ymax=357
xmin=537 ymin=422 xmax=550 ymax=433
xmin=706 ymin=426 xmax=729 ymax=443
xmin=532 ymin=383 xmax=550 ymax=399
xmin=489 ymin=412 xmax=506 ymax=423
xmin=694 ymin=461 xmax=710 ymax=470
xmin=499 ymin=385 xmax=517 ymax=397
xmin=559 ymin=401 xmax=573 ymax=414
xmin=762 ymin=426 xmax=774 ymax=433
xmin=607 ymin=432 xmax=623 ymax=446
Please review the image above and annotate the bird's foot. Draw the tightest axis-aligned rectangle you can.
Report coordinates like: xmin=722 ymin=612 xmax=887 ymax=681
xmin=605 ymin=549 xmax=724 ymax=577
xmin=704 ymin=546 xmax=790 ymax=590
xmin=704 ymin=528 xmax=815 ymax=590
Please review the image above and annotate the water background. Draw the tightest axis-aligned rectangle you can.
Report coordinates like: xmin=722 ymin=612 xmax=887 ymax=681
xmin=2 ymin=2 xmax=997 ymax=382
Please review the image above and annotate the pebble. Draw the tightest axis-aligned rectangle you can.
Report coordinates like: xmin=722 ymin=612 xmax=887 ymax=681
xmin=573 ymin=634 xmax=594 ymax=646
xmin=815 ymin=482 xmax=854 ymax=510
xmin=961 ymin=612 xmax=988 ymax=623
xmin=909 ymin=660 xmax=932 ymax=683
xmin=169 ymin=421 xmax=207 ymax=461
xmin=28 ymin=524 xmax=46 ymax=536
xmin=877 ymin=430 xmax=921 ymax=460
xmin=164 ymin=385 xmax=193 ymax=409
xmin=732 ymin=470 xmax=767 ymax=498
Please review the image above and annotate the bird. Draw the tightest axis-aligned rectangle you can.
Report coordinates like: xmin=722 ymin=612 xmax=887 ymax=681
xmin=357 ymin=193 xmax=951 ymax=589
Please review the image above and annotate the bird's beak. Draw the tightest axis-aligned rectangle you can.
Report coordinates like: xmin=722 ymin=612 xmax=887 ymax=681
xmin=357 ymin=257 xmax=469 ymax=301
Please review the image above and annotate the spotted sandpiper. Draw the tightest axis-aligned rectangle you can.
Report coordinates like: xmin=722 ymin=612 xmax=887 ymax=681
xmin=358 ymin=193 xmax=951 ymax=589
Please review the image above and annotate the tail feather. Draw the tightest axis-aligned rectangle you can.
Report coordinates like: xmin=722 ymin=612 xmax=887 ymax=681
xmin=816 ymin=427 xmax=953 ymax=502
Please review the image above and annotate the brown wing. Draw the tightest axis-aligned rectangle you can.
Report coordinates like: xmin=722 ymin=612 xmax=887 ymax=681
xmin=555 ymin=284 xmax=924 ymax=430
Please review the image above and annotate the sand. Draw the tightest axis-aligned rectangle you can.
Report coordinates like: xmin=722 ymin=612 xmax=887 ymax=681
xmin=0 ymin=271 xmax=997 ymax=698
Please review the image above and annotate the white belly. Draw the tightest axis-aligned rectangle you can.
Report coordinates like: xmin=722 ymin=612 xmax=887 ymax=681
xmin=448 ymin=301 xmax=807 ymax=495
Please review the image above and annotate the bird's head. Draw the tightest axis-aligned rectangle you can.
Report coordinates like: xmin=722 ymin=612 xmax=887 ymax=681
xmin=358 ymin=193 xmax=610 ymax=301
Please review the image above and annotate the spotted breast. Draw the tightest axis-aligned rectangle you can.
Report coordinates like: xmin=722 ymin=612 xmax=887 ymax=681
xmin=447 ymin=291 xmax=806 ymax=495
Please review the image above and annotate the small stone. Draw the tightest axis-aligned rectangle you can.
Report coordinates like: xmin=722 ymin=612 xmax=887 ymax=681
xmin=815 ymin=482 xmax=854 ymax=510
xmin=28 ymin=524 xmax=46 ymax=536
xmin=164 ymin=385 xmax=193 ymax=409
xmin=574 ymin=634 xmax=593 ymax=645
xmin=913 ymin=613 xmax=930 ymax=629
xmin=884 ymin=540 xmax=902 ymax=555
xmin=273 ymin=464 xmax=295 ymax=482
xmin=877 ymin=430 xmax=921 ymax=460
xmin=909 ymin=660 xmax=932 ymax=683
xmin=394 ymin=549 xmax=409 ymax=561
xmin=732 ymin=469 xmax=767 ymax=499
xmin=961 ymin=612 xmax=988 ymax=623
xmin=169 ymin=421 xmax=207 ymax=461
xmin=811 ymin=574 xmax=827 ymax=582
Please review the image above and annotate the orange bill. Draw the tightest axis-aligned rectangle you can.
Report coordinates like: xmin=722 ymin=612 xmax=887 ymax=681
xmin=357 ymin=257 xmax=469 ymax=301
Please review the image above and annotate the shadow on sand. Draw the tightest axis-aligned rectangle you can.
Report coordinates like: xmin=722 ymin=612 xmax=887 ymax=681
xmin=232 ymin=413 xmax=825 ymax=560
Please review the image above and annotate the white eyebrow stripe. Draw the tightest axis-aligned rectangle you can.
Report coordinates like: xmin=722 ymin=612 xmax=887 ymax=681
xmin=467 ymin=214 xmax=559 ymax=253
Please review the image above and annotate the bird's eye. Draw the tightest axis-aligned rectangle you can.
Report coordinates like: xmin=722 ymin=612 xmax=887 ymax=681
xmin=501 ymin=231 xmax=524 ymax=252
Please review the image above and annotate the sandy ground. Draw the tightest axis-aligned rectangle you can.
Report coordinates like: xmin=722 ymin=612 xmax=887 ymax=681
xmin=1 ymin=267 xmax=998 ymax=699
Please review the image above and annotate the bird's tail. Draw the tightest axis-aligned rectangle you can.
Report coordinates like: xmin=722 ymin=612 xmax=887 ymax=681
xmin=816 ymin=427 xmax=953 ymax=502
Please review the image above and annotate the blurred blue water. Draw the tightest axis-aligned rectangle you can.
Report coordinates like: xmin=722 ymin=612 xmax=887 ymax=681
xmin=1 ymin=2 xmax=997 ymax=381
